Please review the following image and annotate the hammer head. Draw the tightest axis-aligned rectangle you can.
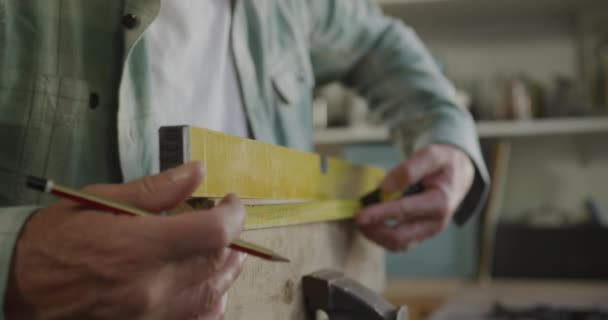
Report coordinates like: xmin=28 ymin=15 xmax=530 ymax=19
xmin=302 ymin=269 xmax=407 ymax=320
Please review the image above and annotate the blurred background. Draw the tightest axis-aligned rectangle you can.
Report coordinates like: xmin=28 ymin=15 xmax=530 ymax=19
xmin=313 ymin=0 xmax=608 ymax=319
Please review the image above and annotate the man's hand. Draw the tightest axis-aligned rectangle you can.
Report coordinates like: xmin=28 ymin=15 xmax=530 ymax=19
xmin=355 ymin=144 xmax=474 ymax=251
xmin=5 ymin=162 xmax=247 ymax=320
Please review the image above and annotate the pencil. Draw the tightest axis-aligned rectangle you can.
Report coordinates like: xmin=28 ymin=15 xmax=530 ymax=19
xmin=26 ymin=176 xmax=289 ymax=263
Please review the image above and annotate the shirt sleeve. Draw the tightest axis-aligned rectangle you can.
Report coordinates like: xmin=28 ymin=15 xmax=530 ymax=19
xmin=306 ymin=0 xmax=490 ymax=224
xmin=0 ymin=206 xmax=39 ymax=319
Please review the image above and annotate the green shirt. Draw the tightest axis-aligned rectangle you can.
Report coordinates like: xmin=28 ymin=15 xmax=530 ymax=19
xmin=0 ymin=0 xmax=489 ymax=316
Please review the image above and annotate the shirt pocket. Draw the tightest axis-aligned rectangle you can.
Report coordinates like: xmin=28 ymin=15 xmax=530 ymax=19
xmin=269 ymin=52 xmax=316 ymax=150
xmin=0 ymin=74 xmax=92 ymax=205
xmin=271 ymin=52 xmax=314 ymax=109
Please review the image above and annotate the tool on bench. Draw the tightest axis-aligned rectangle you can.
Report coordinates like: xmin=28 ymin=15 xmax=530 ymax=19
xmin=302 ymin=269 xmax=408 ymax=320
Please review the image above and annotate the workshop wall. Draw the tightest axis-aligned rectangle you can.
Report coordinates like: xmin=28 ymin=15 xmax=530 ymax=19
xmin=412 ymin=17 xmax=577 ymax=87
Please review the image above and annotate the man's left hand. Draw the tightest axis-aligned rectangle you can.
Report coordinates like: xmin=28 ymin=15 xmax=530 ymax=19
xmin=355 ymin=144 xmax=474 ymax=251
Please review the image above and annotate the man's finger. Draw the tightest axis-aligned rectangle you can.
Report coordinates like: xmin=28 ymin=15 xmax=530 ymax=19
xmin=211 ymin=251 xmax=248 ymax=297
xmin=173 ymin=251 xmax=246 ymax=320
xmin=355 ymin=188 xmax=449 ymax=226
xmin=360 ymin=219 xmax=443 ymax=252
xmin=381 ymin=146 xmax=451 ymax=193
xmin=123 ymin=161 xmax=205 ymax=212
xmin=83 ymin=161 xmax=205 ymax=213
xmin=144 ymin=193 xmax=245 ymax=260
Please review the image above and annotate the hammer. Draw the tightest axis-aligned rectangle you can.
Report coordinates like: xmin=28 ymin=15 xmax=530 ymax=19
xmin=302 ymin=269 xmax=408 ymax=320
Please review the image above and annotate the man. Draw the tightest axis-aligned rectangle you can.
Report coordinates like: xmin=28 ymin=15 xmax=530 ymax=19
xmin=0 ymin=0 xmax=488 ymax=319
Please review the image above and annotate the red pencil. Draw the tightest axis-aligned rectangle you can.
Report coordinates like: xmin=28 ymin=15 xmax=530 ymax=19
xmin=26 ymin=176 xmax=289 ymax=263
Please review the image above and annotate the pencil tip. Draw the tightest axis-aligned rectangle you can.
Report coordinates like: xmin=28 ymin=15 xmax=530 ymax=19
xmin=273 ymin=254 xmax=290 ymax=263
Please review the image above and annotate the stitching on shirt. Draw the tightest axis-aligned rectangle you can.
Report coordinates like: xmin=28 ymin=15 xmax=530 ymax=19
xmin=0 ymin=87 xmax=88 ymax=102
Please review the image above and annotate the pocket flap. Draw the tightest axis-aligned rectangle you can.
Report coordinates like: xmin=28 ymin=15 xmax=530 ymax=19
xmin=272 ymin=71 xmax=303 ymax=106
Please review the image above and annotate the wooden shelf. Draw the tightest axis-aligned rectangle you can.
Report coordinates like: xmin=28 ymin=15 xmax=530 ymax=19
xmin=378 ymin=0 xmax=604 ymax=14
xmin=314 ymin=117 xmax=608 ymax=145
xmin=378 ymin=0 xmax=608 ymax=29
xmin=477 ymin=117 xmax=608 ymax=138
xmin=378 ymin=0 xmax=452 ymax=4
xmin=315 ymin=126 xmax=388 ymax=145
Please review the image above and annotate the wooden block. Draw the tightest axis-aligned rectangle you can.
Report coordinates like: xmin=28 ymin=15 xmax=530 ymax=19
xmin=226 ymin=221 xmax=385 ymax=319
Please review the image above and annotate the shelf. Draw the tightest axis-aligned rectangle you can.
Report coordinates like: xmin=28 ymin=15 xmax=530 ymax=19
xmin=315 ymin=126 xmax=388 ymax=145
xmin=477 ymin=117 xmax=608 ymax=138
xmin=378 ymin=0 xmax=608 ymax=27
xmin=314 ymin=117 xmax=608 ymax=144
xmin=377 ymin=0 xmax=452 ymax=4
xmin=378 ymin=0 xmax=604 ymax=14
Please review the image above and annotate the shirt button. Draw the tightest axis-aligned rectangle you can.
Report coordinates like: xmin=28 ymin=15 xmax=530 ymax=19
xmin=89 ymin=92 xmax=100 ymax=109
xmin=122 ymin=13 xmax=139 ymax=29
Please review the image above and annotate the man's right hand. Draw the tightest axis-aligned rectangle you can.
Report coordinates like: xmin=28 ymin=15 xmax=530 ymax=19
xmin=4 ymin=162 xmax=246 ymax=320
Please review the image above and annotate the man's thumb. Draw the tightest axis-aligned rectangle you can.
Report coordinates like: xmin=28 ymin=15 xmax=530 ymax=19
xmin=111 ymin=161 xmax=204 ymax=213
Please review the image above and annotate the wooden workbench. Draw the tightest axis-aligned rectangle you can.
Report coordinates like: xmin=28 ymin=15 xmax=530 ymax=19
xmin=384 ymin=279 xmax=608 ymax=320
xmin=226 ymin=221 xmax=385 ymax=319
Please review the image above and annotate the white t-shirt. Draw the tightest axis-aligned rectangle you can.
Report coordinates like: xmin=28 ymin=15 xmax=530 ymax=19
xmin=146 ymin=0 xmax=248 ymax=137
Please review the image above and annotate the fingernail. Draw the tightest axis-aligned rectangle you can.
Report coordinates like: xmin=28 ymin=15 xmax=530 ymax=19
xmin=171 ymin=161 xmax=204 ymax=181
xmin=219 ymin=294 xmax=228 ymax=311
xmin=220 ymin=193 xmax=240 ymax=206
xmin=238 ymin=252 xmax=248 ymax=263
xmin=381 ymin=180 xmax=397 ymax=193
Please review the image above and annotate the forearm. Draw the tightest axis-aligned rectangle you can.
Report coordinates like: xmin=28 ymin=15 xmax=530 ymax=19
xmin=0 ymin=206 xmax=39 ymax=320
xmin=343 ymin=18 xmax=489 ymax=223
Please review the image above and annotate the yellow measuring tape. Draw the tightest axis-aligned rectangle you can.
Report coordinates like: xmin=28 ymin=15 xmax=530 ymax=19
xmin=160 ymin=126 xmax=385 ymax=230
xmin=244 ymin=200 xmax=361 ymax=230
